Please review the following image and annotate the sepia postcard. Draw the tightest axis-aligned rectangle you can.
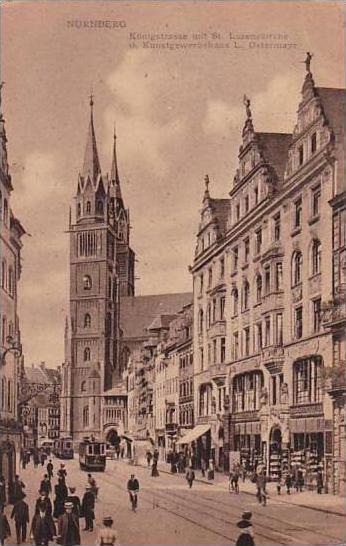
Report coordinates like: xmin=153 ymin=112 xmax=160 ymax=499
xmin=0 ymin=1 xmax=345 ymax=546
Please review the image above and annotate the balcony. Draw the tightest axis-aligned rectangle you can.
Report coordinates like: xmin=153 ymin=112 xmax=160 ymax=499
xmin=261 ymin=292 xmax=284 ymax=314
xmin=208 ymin=363 xmax=227 ymax=385
xmin=261 ymin=345 xmax=284 ymax=364
xmin=165 ymin=422 xmax=178 ymax=433
xmin=322 ymin=361 xmax=346 ymax=394
xmin=322 ymin=299 xmax=346 ymax=329
xmin=208 ymin=320 xmax=226 ymax=338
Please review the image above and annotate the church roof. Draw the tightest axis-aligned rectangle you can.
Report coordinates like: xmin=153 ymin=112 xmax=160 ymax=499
xmin=82 ymin=96 xmax=101 ymax=183
xmin=211 ymin=198 xmax=230 ymax=235
xmin=24 ymin=366 xmax=47 ymax=383
xmin=316 ymin=87 xmax=345 ymax=138
xmin=120 ymin=292 xmax=192 ymax=341
xmin=147 ymin=313 xmax=178 ymax=332
xmin=256 ymin=132 xmax=292 ymax=180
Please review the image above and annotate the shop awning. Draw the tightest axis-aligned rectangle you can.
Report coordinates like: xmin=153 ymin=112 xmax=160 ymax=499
xmin=176 ymin=424 xmax=211 ymax=445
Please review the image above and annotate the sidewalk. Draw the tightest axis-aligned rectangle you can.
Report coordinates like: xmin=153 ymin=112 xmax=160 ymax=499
xmin=135 ymin=457 xmax=346 ymax=517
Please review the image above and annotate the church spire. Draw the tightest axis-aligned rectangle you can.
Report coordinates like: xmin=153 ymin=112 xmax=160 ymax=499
xmin=110 ymin=124 xmax=123 ymax=203
xmin=82 ymin=94 xmax=101 ymax=183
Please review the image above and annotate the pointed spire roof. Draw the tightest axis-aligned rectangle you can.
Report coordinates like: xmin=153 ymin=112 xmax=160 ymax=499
xmin=82 ymin=94 xmax=101 ymax=183
xmin=110 ymin=124 xmax=123 ymax=201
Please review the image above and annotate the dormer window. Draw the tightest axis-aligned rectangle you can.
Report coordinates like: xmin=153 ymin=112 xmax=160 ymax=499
xmin=298 ymin=145 xmax=304 ymax=166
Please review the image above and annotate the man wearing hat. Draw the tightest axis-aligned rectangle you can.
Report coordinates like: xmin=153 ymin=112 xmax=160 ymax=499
xmin=235 ymin=511 xmax=255 ymax=546
xmin=95 ymin=516 xmax=120 ymax=546
xmin=65 ymin=487 xmax=81 ymax=519
xmin=56 ymin=501 xmax=80 ymax=546
xmin=35 ymin=490 xmax=52 ymax=517
xmin=10 ymin=493 xmax=29 ymax=544
xmin=81 ymin=484 xmax=95 ymax=532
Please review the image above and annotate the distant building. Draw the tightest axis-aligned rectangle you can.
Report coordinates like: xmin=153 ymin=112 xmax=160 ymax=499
xmin=19 ymin=363 xmax=61 ymax=447
xmin=0 ymin=85 xmax=25 ymax=485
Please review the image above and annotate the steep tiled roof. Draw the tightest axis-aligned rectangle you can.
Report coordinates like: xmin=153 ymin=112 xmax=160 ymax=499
xmin=148 ymin=313 xmax=178 ymax=332
xmin=211 ymin=198 xmax=229 ymax=235
xmin=317 ymin=87 xmax=345 ymax=140
xmin=256 ymin=132 xmax=292 ymax=180
xmin=120 ymin=292 xmax=192 ymax=340
xmin=24 ymin=366 xmax=47 ymax=383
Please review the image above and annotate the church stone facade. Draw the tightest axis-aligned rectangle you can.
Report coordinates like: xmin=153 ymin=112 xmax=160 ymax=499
xmin=60 ymin=97 xmax=135 ymax=441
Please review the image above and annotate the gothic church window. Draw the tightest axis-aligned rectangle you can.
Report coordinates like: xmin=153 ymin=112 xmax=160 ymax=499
xmin=77 ymin=203 xmax=81 ymax=217
xmin=83 ymin=406 xmax=89 ymax=427
xmin=86 ymin=201 xmax=91 ymax=214
xmin=84 ymin=313 xmax=91 ymax=328
xmin=96 ymin=200 xmax=104 ymax=215
xmin=84 ymin=347 xmax=91 ymax=361
xmin=83 ymin=275 xmax=92 ymax=290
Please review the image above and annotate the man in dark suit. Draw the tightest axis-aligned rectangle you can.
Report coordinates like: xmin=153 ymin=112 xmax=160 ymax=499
xmin=10 ymin=494 xmax=29 ymax=544
xmin=30 ymin=507 xmax=56 ymax=546
xmin=57 ymin=501 xmax=80 ymax=546
xmin=81 ymin=485 xmax=95 ymax=532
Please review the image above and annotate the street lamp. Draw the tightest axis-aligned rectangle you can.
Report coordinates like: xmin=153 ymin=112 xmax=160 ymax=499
xmin=1 ymin=335 xmax=23 ymax=366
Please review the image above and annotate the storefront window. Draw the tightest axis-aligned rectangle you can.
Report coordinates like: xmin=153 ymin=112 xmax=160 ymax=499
xmin=293 ymin=356 xmax=322 ymax=405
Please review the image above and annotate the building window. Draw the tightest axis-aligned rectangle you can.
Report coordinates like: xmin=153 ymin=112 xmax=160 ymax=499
xmin=312 ymin=240 xmax=321 ymax=275
xmin=273 ymin=212 xmax=281 ymax=241
xmin=293 ymin=357 xmax=322 ymax=405
xmin=2 ymin=316 xmax=7 ymax=345
xmin=86 ymin=201 xmax=91 ymax=214
xmin=232 ymin=288 xmax=239 ymax=316
xmin=1 ymin=260 xmax=6 ymax=290
xmin=220 ymin=257 xmax=225 ymax=279
xmin=264 ymin=316 xmax=271 ymax=346
xmin=312 ymin=186 xmax=321 ymax=217
xmin=264 ymin=266 xmax=271 ymax=295
xmin=244 ymin=327 xmax=250 ymax=357
xmin=276 ymin=313 xmax=283 ymax=346
xmin=294 ymin=198 xmax=302 ymax=229
xmin=84 ymin=347 xmax=91 ymax=361
xmin=232 ymin=332 xmax=239 ymax=361
xmin=3 ymin=199 xmax=8 ymax=226
xmin=220 ymin=296 xmax=225 ymax=320
xmin=295 ymin=306 xmax=303 ymax=339
xmin=232 ymin=247 xmax=239 ymax=272
xmin=236 ymin=203 xmax=240 ymax=221
xmin=207 ymin=304 xmax=212 ymax=329
xmin=233 ymin=371 xmax=263 ymax=412
xmin=96 ymin=200 xmax=104 ymax=215
xmin=220 ymin=337 xmax=226 ymax=363
xmin=242 ymin=280 xmax=250 ymax=311
xmin=244 ymin=195 xmax=249 ymax=213
xmin=311 ymin=132 xmax=317 ymax=154
xmin=81 ymin=381 xmax=86 ymax=392
xmin=256 ymin=322 xmax=263 ymax=351
xmin=256 ymin=274 xmax=262 ymax=303
xmin=244 ymin=237 xmax=250 ymax=263
xmin=208 ymin=267 xmax=212 ymax=288
xmin=298 ymin=145 xmax=304 ymax=166
xmin=7 ymin=268 xmax=14 ymax=297
xmin=199 ymin=273 xmax=204 ymax=294
xmin=200 ymin=347 xmax=204 ymax=371
xmin=84 ymin=313 xmax=91 ymax=328
xmin=255 ymin=228 xmax=262 ymax=255
xmin=292 ymin=251 xmax=303 ymax=286
xmin=83 ymin=275 xmax=92 ymax=290
xmin=275 ymin=262 xmax=283 ymax=291
xmin=213 ymin=339 xmax=217 ymax=364
xmin=312 ymin=298 xmax=321 ymax=333
xmin=83 ymin=406 xmax=89 ymax=427
xmin=77 ymin=203 xmax=81 ymax=217
xmin=254 ymin=186 xmax=258 ymax=205
xmin=198 ymin=309 xmax=203 ymax=333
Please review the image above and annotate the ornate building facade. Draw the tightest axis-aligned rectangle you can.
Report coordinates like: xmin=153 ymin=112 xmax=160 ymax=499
xmin=60 ymin=97 xmax=135 ymax=442
xmin=0 ymin=86 xmax=25 ymax=485
xmin=190 ymin=59 xmax=345 ymax=491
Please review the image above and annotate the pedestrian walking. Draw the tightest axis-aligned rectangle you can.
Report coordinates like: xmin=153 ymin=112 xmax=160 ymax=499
xmin=0 ymin=478 xmax=6 ymax=507
xmin=285 ymin=472 xmax=292 ymax=495
xmin=255 ymin=471 xmax=267 ymax=507
xmin=35 ymin=491 xmax=53 ymax=517
xmin=65 ymin=487 xmax=81 ymax=519
xmin=151 ymin=458 xmax=159 ymax=477
xmin=95 ymin=516 xmax=120 ymax=546
xmin=207 ymin=459 xmax=214 ymax=480
xmin=316 ymin=468 xmax=324 ymax=494
xmin=201 ymin=458 xmax=207 ymax=478
xmin=53 ymin=478 xmax=68 ymax=519
xmin=186 ymin=466 xmax=195 ymax=488
xmin=10 ymin=475 xmax=25 ymax=505
xmin=46 ymin=460 xmax=54 ymax=480
xmin=146 ymin=450 xmax=152 ymax=468
xmin=87 ymin=474 xmax=98 ymax=499
xmin=0 ymin=505 xmax=11 ymax=546
xmin=40 ymin=475 xmax=52 ymax=496
xmin=57 ymin=464 xmax=67 ymax=483
xmin=127 ymin=474 xmax=139 ymax=512
xmin=230 ymin=465 xmax=240 ymax=493
xmin=81 ymin=484 xmax=95 ymax=532
xmin=40 ymin=451 xmax=46 ymax=467
xmin=10 ymin=494 xmax=29 ymax=544
xmin=235 ymin=511 xmax=255 ymax=546
xmin=30 ymin=506 xmax=56 ymax=546
xmin=33 ymin=450 xmax=40 ymax=468
xmin=57 ymin=501 xmax=80 ymax=546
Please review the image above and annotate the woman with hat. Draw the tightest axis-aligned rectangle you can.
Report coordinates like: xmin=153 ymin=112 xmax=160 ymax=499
xmin=95 ymin=516 xmax=120 ymax=545
xmin=235 ymin=511 xmax=255 ymax=546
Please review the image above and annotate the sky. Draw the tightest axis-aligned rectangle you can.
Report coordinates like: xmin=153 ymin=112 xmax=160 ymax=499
xmin=1 ymin=1 xmax=344 ymax=368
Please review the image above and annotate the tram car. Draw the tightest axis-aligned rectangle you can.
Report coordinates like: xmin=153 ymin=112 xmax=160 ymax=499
xmin=54 ymin=437 xmax=74 ymax=459
xmin=79 ymin=438 xmax=106 ymax=471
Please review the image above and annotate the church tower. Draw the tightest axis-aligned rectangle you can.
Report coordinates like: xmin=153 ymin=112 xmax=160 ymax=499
xmin=61 ymin=97 xmax=135 ymax=440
